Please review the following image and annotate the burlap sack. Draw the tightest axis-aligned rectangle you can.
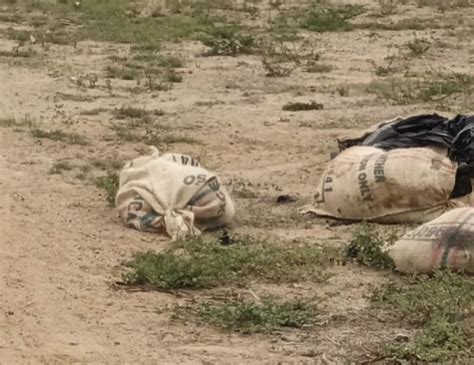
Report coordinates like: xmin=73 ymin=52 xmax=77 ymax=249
xmin=386 ymin=207 xmax=474 ymax=273
xmin=305 ymin=146 xmax=468 ymax=223
xmin=115 ymin=147 xmax=235 ymax=240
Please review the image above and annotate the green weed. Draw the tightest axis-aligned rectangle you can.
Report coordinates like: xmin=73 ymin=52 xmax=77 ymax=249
xmin=371 ymin=272 xmax=474 ymax=362
xmin=105 ymin=65 xmax=140 ymax=80
xmin=406 ymin=36 xmax=431 ymax=57
xmin=113 ymin=106 xmax=150 ymax=119
xmin=49 ymin=161 xmax=73 ymax=175
xmin=31 ymin=129 xmax=88 ymax=145
xmin=303 ymin=4 xmax=365 ymax=33
xmin=345 ymin=224 xmax=396 ymax=270
xmin=369 ymin=73 xmax=474 ymax=105
xmin=282 ymin=101 xmax=324 ymax=111
xmin=95 ymin=172 xmax=119 ymax=207
xmin=181 ymin=298 xmax=316 ymax=333
xmin=123 ymin=236 xmax=336 ymax=289
xmin=304 ymin=63 xmax=333 ymax=73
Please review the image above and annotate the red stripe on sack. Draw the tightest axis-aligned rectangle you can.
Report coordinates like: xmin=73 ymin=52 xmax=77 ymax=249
xmin=432 ymin=241 xmax=445 ymax=269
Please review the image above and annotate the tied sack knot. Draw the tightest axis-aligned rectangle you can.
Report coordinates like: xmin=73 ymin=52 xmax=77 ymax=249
xmin=163 ymin=209 xmax=200 ymax=241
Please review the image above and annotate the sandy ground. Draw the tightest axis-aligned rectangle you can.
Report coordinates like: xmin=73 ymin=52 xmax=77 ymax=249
xmin=1 ymin=1 xmax=473 ymax=364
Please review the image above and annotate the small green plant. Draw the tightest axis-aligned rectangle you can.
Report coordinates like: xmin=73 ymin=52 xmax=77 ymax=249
xmin=356 ymin=17 xmax=450 ymax=31
xmin=161 ymin=68 xmax=183 ymax=83
xmin=0 ymin=115 xmax=34 ymax=129
xmin=91 ymin=158 xmax=123 ymax=171
xmin=406 ymin=36 xmax=431 ymax=57
xmin=373 ymin=52 xmax=398 ymax=76
xmin=105 ymin=65 xmax=140 ymax=80
xmin=155 ymin=54 xmax=184 ymax=68
xmin=123 ymin=236 xmax=336 ymax=289
xmin=345 ymin=224 xmax=396 ymax=269
xmin=369 ymin=73 xmax=474 ymax=105
xmin=371 ymin=272 xmax=474 ymax=362
xmin=80 ymin=108 xmax=108 ymax=116
xmin=304 ymin=63 xmax=333 ymax=73
xmin=95 ymin=172 xmax=119 ymax=207
xmin=262 ymin=58 xmax=292 ymax=77
xmin=303 ymin=4 xmax=365 ymax=32
xmin=182 ymin=298 xmax=316 ymax=333
xmin=31 ymin=129 xmax=88 ymax=145
xmin=0 ymin=48 xmax=35 ymax=58
xmin=377 ymin=0 xmax=397 ymax=15
xmin=282 ymin=101 xmax=324 ymax=111
xmin=49 ymin=161 xmax=73 ymax=175
xmin=113 ymin=106 xmax=153 ymax=120
xmin=144 ymin=130 xmax=200 ymax=146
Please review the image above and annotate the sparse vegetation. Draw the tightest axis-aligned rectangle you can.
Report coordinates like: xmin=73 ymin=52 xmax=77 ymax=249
xmin=377 ymin=0 xmax=397 ymax=16
xmin=369 ymin=73 xmax=474 ymax=106
xmin=282 ymin=101 xmax=324 ymax=111
xmin=370 ymin=272 xmax=474 ymax=362
xmin=49 ymin=161 xmax=73 ymax=175
xmin=113 ymin=106 xmax=151 ymax=120
xmin=80 ymin=108 xmax=108 ymax=116
xmin=406 ymin=36 xmax=431 ymax=57
xmin=177 ymin=298 xmax=316 ymax=333
xmin=303 ymin=4 xmax=365 ymax=33
xmin=304 ymin=63 xmax=333 ymax=73
xmin=31 ymin=129 xmax=88 ymax=145
xmin=123 ymin=235 xmax=336 ymax=289
xmin=345 ymin=224 xmax=396 ymax=270
xmin=262 ymin=58 xmax=292 ymax=77
xmin=0 ymin=48 xmax=35 ymax=58
xmin=95 ymin=172 xmax=120 ymax=207
xmin=0 ymin=115 xmax=34 ymax=129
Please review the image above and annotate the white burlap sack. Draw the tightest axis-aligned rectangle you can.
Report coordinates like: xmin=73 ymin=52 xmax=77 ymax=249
xmin=305 ymin=146 xmax=468 ymax=223
xmin=386 ymin=207 xmax=474 ymax=273
xmin=115 ymin=147 xmax=235 ymax=240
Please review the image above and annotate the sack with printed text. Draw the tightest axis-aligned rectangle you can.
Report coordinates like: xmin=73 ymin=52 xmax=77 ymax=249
xmin=386 ymin=207 xmax=474 ymax=273
xmin=304 ymin=146 xmax=472 ymax=223
xmin=115 ymin=147 xmax=235 ymax=240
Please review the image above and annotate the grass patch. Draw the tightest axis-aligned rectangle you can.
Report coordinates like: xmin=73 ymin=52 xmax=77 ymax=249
xmin=79 ymin=107 xmax=108 ymax=116
xmin=416 ymin=0 xmax=472 ymax=10
xmin=111 ymin=123 xmax=198 ymax=146
xmin=31 ymin=129 xmax=88 ymax=145
xmin=95 ymin=172 xmax=119 ymax=207
xmin=178 ymin=298 xmax=316 ymax=333
xmin=304 ymin=63 xmax=333 ymax=73
xmin=161 ymin=68 xmax=183 ymax=83
xmin=49 ymin=161 xmax=73 ymax=175
xmin=369 ymin=73 xmax=474 ymax=105
xmin=123 ymin=236 xmax=337 ymax=289
xmin=0 ymin=48 xmax=35 ymax=58
xmin=356 ymin=17 xmax=454 ymax=31
xmin=303 ymin=4 xmax=365 ymax=32
xmin=155 ymin=54 xmax=184 ymax=68
xmin=344 ymin=224 xmax=396 ymax=270
xmin=145 ymin=132 xmax=200 ymax=146
xmin=406 ymin=36 xmax=431 ymax=57
xmin=0 ymin=116 xmax=34 ymax=129
xmin=90 ymin=158 xmax=123 ymax=171
xmin=113 ymin=106 xmax=151 ymax=119
xmin=282 ymin=101 xmax=324 ymax=111
xmin=105 ymin=65 xmax=140 ymax=80
xmin=1 ymin=1 xmax=253 ymax=52
xmin=371 ymin=272 xmax=474 ymax=363
xmin=55 ymin=92 xmax=96 ymax=102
